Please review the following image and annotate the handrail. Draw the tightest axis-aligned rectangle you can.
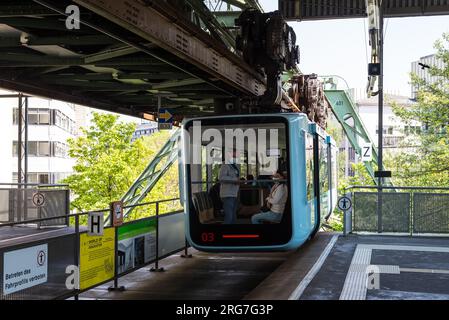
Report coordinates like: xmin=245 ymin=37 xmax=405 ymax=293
xmin=347 ymin=185 xmax=449 ymax=191
xmin=0 ymin=182 xmax=69 ymax=188
xmin=0 ymin=198 xmax=181 ymax=228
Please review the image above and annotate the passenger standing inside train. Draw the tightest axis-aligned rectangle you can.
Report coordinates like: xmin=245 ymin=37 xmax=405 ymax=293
xmin=251 ymin=170 xmax=288 ymax=224
xmin=219 ymin=149 xmax=240 ymax=224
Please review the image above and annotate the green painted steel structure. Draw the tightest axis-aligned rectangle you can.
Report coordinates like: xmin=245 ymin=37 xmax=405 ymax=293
xmin=325 ymin=89 xmax=393 ymax=186
xmin=121 ymin=129 xmax=180 ymax=218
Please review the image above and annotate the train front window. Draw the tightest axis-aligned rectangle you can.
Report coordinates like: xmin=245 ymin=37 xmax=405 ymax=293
xmin=186 ymin=119 xmax=290 ymax=225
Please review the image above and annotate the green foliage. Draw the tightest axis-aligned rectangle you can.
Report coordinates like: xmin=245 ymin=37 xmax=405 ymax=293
xmin=63 ymin=112 xmax=180 ymax=218
xmin=390 ymin=33 xmax=449 ymax=187
xmin=338 ymin=162 xmax=375 ymax=193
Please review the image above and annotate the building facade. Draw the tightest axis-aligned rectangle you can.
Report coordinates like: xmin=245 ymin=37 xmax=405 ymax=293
xmin=0 ymin=89 xmax=76 ymax=184
xmin=131 ymin=122 xmax=159 ymax=142
xmin=411 ymin=54 xmax=445 ymax=99
xmin=340 ymin=92 xmax=417 ymax=177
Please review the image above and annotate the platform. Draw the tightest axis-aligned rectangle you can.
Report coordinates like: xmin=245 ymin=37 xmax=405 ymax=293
xmin=250 ymin=233 xmax=449 ymax=300
xmin=79 ymin=250 xmax=292 ymax=300
xmin=0 ymin=226 xmax=77 ymax=249
xmin=77 ymin=232 xmax=449 ymax=300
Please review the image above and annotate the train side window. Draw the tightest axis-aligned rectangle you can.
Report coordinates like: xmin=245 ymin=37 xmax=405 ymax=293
xmin=306 ymin=133 xmax=314 ymax=201
xmin=331 ymin=147 xmax=338 ymax=190
xmin=319 ymin=139 xmax=329 ymax=217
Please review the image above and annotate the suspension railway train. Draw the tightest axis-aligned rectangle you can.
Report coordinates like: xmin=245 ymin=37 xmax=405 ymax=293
xmin=180 ymin=113 xmax=338 ymax=251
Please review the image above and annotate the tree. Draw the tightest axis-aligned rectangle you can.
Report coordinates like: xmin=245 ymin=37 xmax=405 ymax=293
xmin=390 ymin=33 xmax=449 ymax=187
xmin=63 ymin=112 xmax=180 ymax=215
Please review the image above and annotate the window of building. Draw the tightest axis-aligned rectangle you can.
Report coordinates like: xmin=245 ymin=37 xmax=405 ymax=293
xmin=39 ymin=142 xmax=51 ymax=157
xmin=28 ymin=112 xmax=39 ymax=125
xmin=53 ymin=142 xmax=68 ymax=158
xmin=13 ymin=172 xmax=51 ymax=184
xmin=12 ymin=141 xmax=18 ymax=157
xmin=28 ymin=141 xmax=38 ymax=156
xmin=13 ymin=108 xmax=52 ymax=125
xmin=404 ymin=125 xmax=422 ymax=135
xmin=12 ymin=141 xmax=59 ymax=157
xmin=39 ymin=112 xmax=50 ymax=125
xmin=39 ymin=173 xmax=49 ymax=184
xmin=376 ymin=126 xmax=394 ymax=135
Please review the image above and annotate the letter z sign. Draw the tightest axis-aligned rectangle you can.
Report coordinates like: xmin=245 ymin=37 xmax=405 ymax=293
xmin=88 ymin=212 xmax=104 ymax=236
xmin=361 ymin=143 xmax=372 ymax=162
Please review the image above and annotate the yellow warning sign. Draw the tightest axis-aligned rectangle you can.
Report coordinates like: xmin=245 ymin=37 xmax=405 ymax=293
xmin=79 ymin=227 xmax=115 ymax=290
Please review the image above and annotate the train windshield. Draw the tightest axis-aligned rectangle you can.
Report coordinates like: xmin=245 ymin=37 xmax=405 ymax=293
xmin=185 ymin=117 xmax=290 ymax=225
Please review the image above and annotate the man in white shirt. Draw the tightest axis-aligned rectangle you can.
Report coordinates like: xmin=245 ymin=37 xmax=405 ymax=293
xmin=251 ymin=170 xmax=288 ymax=224
xmin=219 ymin=149 xmax=240 ymax=224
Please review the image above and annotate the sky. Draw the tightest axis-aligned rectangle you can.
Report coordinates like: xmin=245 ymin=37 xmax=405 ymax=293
xmin=259 ymin=0 xmax=449 ymax=97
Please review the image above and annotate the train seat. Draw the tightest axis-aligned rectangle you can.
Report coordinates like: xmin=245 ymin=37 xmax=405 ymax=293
xmin=192 ymin=192 xmax=216 ymax=224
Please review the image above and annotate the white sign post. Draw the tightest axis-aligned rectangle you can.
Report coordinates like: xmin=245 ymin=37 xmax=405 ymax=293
xmin=361 ymin=143 xmax=373 ymax=162
xmin=338 ymin=196 xmax=352 ymax=212
xmin=87 ymin=212 xmax=104 ymax=236
xmin=3 ymin=244 xmax=48 ymax=295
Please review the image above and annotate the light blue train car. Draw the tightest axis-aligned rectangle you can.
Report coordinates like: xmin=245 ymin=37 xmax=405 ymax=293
xmin=180 ymin=113 xmax=338 ymax=252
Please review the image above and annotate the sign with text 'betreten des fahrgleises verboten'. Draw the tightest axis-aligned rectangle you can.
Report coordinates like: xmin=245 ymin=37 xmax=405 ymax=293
xmin=3 ymin=244 xmax=48 ymax=295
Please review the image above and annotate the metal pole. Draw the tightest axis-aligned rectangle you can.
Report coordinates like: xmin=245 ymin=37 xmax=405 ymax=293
xmin=377 ymin=2 xmax=384 ymax=233
xmin=181 ymin=238 xmax=192 ymax=258
xmin=18 ymin=93 xmax=23 ymax=185
xmin=17 ymin=94 xmax=23 ymax=223
xmin=108 ymin=206 xmax=125 ymax=291
xmin=74 ymin=214 xmax=80 ymax=300
xmin=150 ymin=202 xmax=164 ymax=272
xmin=24 ymin=97 xmax=28 ymax=184
xmin=343 ymin=188 xmax=347 ymax=237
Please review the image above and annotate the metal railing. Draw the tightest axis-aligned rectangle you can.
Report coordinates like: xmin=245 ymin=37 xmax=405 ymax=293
xmin=0 ymin=198 xmax=187 ymax=300
xmin=0 ymin=183 xmax=70 ymax=227
xmin=344 ymin=185 xmax=449 ymax=235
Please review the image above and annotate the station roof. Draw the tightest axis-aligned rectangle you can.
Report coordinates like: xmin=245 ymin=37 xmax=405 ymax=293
xmin=0 ymin=0 xmax=264 ymax=121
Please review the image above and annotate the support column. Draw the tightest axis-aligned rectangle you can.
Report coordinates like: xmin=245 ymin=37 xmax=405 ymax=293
xmin=377 ymin=2 xmax=384 ymax=233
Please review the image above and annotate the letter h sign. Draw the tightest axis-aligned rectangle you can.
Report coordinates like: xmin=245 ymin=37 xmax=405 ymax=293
xmin=88 ymin=212 xmax=104 ymax=236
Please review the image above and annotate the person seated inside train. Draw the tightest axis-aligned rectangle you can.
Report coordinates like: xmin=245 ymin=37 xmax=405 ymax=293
xmin=251 ymin=170 xmax=288 ymax=224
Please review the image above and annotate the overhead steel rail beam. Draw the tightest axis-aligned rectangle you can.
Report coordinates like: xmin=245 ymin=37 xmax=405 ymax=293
xmin=0 ymin=0 xmax=266 ymax=121
xmin=279 ymin=0 xmax=449 ymax=20
xmin=72 ymin=0 xmax=265 ymax=97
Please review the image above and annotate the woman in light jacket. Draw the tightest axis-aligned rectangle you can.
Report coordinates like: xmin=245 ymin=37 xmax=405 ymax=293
xmin=251 ymin=170 xmax=288 ymax=224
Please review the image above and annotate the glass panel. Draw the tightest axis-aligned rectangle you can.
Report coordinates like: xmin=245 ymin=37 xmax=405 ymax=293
xmin=28 ymin=141 xmax=38 ymax=156
xmin=319 ymin=139 xmax=329 ymax=219
xmin=28 ymin=113 xmax=38 ymax=125
xmin=12 ymin=141 xmax=18 ymax=157
xmin=39 ymin=112 xmax=50 ymax=125
xmin=55 ymin=111 xmax=62 ymax=127
xmin=331 ymin=148 xmax=338 ymax=190
xmin=158 ymin=213 xmax=185 ymax=257
xmin=28 ymin=173 xmax=38 ymax=183
xmin=39 ymin=174 xmax=49 ymax=184
xmin=188 ymin=120 xmax=289 ymax=224
xmin=12 ymin=108 xmax=18 ymax=125
xmin=306 ymin=134 xmax=314 ymax=201
xmin=38 ymin=142 xmax=50 ymax=156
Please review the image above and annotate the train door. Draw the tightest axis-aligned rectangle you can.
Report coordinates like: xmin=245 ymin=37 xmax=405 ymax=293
xmin=305 ymin=132 xmax=316 ymax=230
xmin=311 ymin=124 xmax=330 ymax=235
xmin=327 ymin=138 xmax=338 ymax=218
